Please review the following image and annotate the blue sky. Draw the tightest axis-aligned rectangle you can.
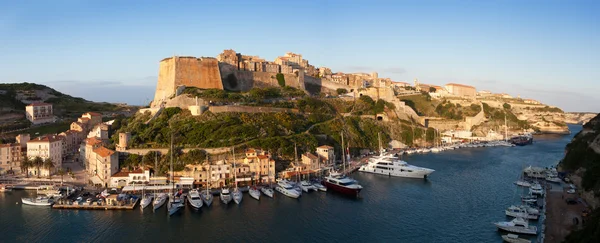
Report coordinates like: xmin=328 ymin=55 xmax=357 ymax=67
xmin=0 ymin=0 xmax=598 ymax=111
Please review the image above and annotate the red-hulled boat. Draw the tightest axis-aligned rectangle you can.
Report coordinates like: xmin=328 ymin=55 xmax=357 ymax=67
xmin=322 ymin=170 xmax=362 ymax=197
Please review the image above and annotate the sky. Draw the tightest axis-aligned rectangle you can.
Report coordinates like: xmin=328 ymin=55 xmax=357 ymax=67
xmin=0 ymin=0 xmax=598 ymax=111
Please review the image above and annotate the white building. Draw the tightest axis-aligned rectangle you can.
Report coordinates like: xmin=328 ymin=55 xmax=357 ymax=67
xmin=110 ymin=169 xmax=151 ymax=188
xmin=25 ymin=103 xmax=54 ymax=125
xmin=26 ymin=135 xmax=63 ymax=177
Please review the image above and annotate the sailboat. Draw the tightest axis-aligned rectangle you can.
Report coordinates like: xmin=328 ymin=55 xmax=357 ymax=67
xmin=260 ymin=157 xmax=275 ymax=198
xmin=167 ymin=134 xmax=184 ymax=216
xmin=220 ymin=157 xmax=233 ymax=205
xmin=231 ymin=147 xmax=243 ymax=204
xmin=200 ymin=156 xmax=214 ymax=207
xmin=297 ymin=145 xmax=315 ymax=193
xmin=140 ymin=155 xmax=153 ymax=210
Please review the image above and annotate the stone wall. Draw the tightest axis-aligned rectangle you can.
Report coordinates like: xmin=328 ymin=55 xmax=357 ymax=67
xmin=208 ymin=105 xmax=300 ymax=114
xmin=221 ymin=69 xmax=302 ymax=92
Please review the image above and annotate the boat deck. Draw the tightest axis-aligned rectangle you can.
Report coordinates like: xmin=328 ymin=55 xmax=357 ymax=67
xmin=52 ymin=198 xmax=139 ymax=210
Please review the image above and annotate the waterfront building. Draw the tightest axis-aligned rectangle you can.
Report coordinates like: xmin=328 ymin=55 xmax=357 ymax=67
xmin=0 ymin=143 xmax=21 ymax=175
xmin=89 ymin=146 xmax=118 ymax=187
xmin=444 ymin=83 xmax=477 ymax=97
xmin=26 ymin=135 xmax=63 ymax=177
xmin=82 ymin=137 xmax=105 ymax=176
xmin=110 ymin=169 xmax=151 ymax=188
xmin=58 ymin=130 xmax=79 ymax=156
xmin=243 ymin=149 xmax=276 ymax=183
xmin=316 ymin=145 xmax=335 ymax=165
xmin=25 ymin=102 xmax=54 ymax=125
xmin=182 ymin=160 xmax=231 ymax=188
xmin=301 ymin=153 xmax=320 ymax=170
xmin=81 ymin=112 xmax=103 ymax=128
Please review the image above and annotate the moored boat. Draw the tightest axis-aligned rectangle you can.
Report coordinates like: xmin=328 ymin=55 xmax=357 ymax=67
xmin=232 ymin=187 xmax=243 ymax=205
xmin=275 ymin=180 xmax=300 ymax=199
xmin=501 ymin=233 xmax=531 ymax=243
xmin=299 ymin=180 xmax=315 ymax=193
xmin=0 ymin=184 xmax=12 ymax=192
xmin=260 ymin=185 xmax=274 ymax=198
xmin=153 ymin=193 xmax=168 ymax=211
xmin=494 ymin=218 xmax=537 ymax=235
xmin=322 ymin=170 xmax=362 ymax=197
xmin=505 ymin=205 xmax=538 ymax=220
xmin=312 ymin=181 xmax=327 ymax=192
xmin=187 ymin=189 xmax=203 ymax=209
xmin=140 ymin=193 xmax=154 ymax=210
xmin=220 ymin=188 xmax=233 ymax=204
xmin=514 ymin=180 xmax=531 ymax=187
xmin=249 ymin=186 xmax=261 ymax=200
xmin=21 ymin=196 xmax=54 ymax=206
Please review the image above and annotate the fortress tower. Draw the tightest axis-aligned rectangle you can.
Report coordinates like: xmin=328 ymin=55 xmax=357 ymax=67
xmin=152 ymin=56 xmax=223 ymax=106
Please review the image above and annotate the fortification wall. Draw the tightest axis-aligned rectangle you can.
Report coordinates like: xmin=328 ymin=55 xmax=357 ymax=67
xmin=153 ymin=59 xmax=176 ymax=103
xmin=222 ymin=70 xmax=300 ymax=92
xmin=198 ymin=58 xmax=223 ymax=89
xmin=427 ymin=119 xmax=463 ymax=131
xmin=208 ymin=105 xmax=300 ymax=114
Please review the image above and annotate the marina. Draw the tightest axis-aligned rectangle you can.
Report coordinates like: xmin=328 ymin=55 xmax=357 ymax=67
xmin=0 ymin=125 xmax=581 ymax=242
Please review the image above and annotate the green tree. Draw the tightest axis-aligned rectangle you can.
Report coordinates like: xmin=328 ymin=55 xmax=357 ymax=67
xmin=276 ymin=73 xmax=286 ymax=87
xmin=503 ymin=103 xmax=511 ymax=109
xmin=43 ymin=158 xmax=55 ymax=178
xmin=57 ymin=168 xmax=65 ymax=185
xmin=20 ymin=157 xmax=32 ymax=177
xmin=429 ymin=87 xmax=437 ymax=93
xmin=336 ymin=88 xmax=348 ymax=95
xmin=32 ymin=156 xmax=43 ymax=178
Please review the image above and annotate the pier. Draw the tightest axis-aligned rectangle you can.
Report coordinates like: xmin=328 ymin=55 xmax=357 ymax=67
xmin=52 ymin=198 xmax=139 ymax=210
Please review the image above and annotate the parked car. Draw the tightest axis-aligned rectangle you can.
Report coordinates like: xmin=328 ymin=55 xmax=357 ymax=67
xmin=567 ymin=189 xmax=576 ymax=194
xmin=86 ymin=198 xmax=93 ymax=205
xmin=565 ymin=198 xmax=577 ymax=205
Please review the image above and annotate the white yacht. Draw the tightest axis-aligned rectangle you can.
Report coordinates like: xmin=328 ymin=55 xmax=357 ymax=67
xmin=275 ymin=180 xmax=300 ymax=199
xmin=494 ymin=217 xmax=537 ymax=235
xmin=508 ymin=204 xmax=540 ymax=216
xmin=167 ymin=191 xmax=185 ymax=216
xmin=200 ymin=189 xmax=213 ymax=207
xmin=21 ymin=196 xmax=54 ymax=206
xmin=260 ymin=185 xmax=274 ymax=198
xmin=523 ymin=166 xmax=546 ymax=179
xmin=312 ymin=181 xmax=327 ymax=192
xmin=249 ymin=186 xmax=261 ymax=200
xmin=359 ymin=153 xmax=435 ymax=179
xmin=529 ymin=183 xmax=544 ymax=195
xmin=232 ymin=187 xmax=243 ymax=205
xmin=505 ymin=205 xmax=538 ymax=220
xmin=299 ymin=180 xmax=316 ymax=193
xmin=514 ymin=180 xmax=531 ymax=187
xmin=220 ymin=188 xmax=233 ymax=204
xmin=153 ymin=193 xmax=168 ymax=211
xmin=545 ymin=176 xmax=561 ymax=183
xmin=501 ymin=234 xmax=531 ymax=243
xmin=140 ymin=193 xmax=154 ymax=210
xmin=187 ymin=189 xmax=203 ymax=209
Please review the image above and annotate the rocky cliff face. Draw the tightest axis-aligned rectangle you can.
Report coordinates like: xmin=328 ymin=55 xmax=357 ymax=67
xmin=564 ymin=112 xmax=598 ymax=125
xmin=511 ymin=106 xmax=570 ymax=134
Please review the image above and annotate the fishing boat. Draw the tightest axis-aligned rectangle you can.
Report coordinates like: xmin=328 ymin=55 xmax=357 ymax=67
xmin=21 ymin=196 xmax=54 ymax=206
xmin=187 ymin=189 xmax=203 ymax=209
xmin=494 ymin=217 xmax=537 ymax=235
xmin=501 ymin=234 xmax=531 ymax=243
xmin=249 ymin=186 xmax=261 ymax=200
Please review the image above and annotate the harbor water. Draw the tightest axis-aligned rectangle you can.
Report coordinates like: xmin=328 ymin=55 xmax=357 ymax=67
xmin=0 ymin=125 xmax=580 ymax=243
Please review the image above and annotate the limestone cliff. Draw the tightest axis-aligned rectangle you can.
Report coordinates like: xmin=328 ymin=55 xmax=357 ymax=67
xmin=510 ymin=105 xmax=570 ymax=134
xmin=564 ymin=112 xmax=598 ymax=125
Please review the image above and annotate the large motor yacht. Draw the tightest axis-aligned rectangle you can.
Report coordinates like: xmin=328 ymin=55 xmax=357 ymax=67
xmin=187 ymin=189 xmax=203 ymax=209
xmin=359 ymin=154 xmax=435 ymax=179
xmin=220 ymin=188 xmax=233 ymax=204
xmin=275 ymin=180 xmax=300 ymax=199
xmin=494 ymin=217 xmax=537 ymax=235
xmin=322 ymin=170 xmax=362 ymax=197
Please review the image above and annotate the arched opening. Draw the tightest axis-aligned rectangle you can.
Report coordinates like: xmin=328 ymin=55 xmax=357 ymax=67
xmin=377 ymin=116 xmax=383 ymax=121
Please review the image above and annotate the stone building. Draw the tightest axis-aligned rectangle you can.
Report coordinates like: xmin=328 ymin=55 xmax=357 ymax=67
xmin=264 ymin=63 xmax=280 ymax=73
xmin=280 ymin=65 xmax=293 ymax=74
xmin=89 ymin=146 xmax=119 ymax=187
xmin=25 ymin=102 xmax=54 ymax=125
xmin=316 ymin=145 xmax=335 ymax=164
xmin=0 ymin=143 xmax=20 ymax=175
xmin=242 ymin=149 xmax=276 ymax=183
xmin=26 ymin=135 xmax=63 ymax=177
xmin=445 ymin=83 xmax=476 ymax=97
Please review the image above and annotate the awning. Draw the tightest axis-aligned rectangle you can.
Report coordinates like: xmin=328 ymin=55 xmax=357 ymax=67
xmin=90 ymin=176 xmax=104 ymax=185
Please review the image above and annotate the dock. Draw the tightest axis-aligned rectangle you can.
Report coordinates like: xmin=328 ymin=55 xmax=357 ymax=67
xmin=52 ymin=198 xmax=139 ymax=210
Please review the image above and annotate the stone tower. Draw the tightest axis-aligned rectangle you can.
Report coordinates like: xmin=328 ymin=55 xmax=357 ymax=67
xmin=116 ymin=132 xmax=131 ymax=152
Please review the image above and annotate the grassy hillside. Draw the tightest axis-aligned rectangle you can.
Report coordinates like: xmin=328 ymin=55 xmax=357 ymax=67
xmin=0 ymin=82 xmax=124 ymax=118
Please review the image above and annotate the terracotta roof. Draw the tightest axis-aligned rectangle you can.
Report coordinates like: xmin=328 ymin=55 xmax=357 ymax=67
xmin=93 ymin=146 xmax=115 ymax=158
xmin=86 ymin=137 xmax=103 ymax=145
xmin=246 ymin=149 xmax=256 ymax=153
xmin=27 ymin=102 xmax=51 ymax=107
xmin=317 ymin=145 xmax=334 ymax=149
xmin=79 ymin=117 xmax=90 ymax=122
xmin=28 ymin=135 xmax=62 ymax=143
xmin=257 ymin=155 xmax=269 ymax=159
xmin=112 ymin=171 xmax=130 ymax=177
xmin=445 ymin=83 xmax=475 ymax=89
xmin=304 ymin=153 xmax=318 ymax=160
xmin=85 ymin=112 xmax=102 ymax=116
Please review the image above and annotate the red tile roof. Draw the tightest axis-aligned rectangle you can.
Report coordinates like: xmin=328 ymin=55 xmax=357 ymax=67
xmin=86 ymin=137 xmax=103 ymax=145
xmin=304 ymin=153 xmax=318 ymax=160
xmin=27 ymin=102 xmax=51 ymax=107
xmin=28 ymin=135 xmax=62 ymax=143
xmin=93 ymin=146 xmax=115 ymax=158
xmin=257 ymin=155 xmax=269 ymax=160
xmin=317 ymin=145 xmax=333 ymax=149
xmin=112 ymin=171 xmax=130 ymax=177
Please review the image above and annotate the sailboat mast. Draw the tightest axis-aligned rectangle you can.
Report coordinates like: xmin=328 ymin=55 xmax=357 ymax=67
xmin=341 ymin=132 xmax=346 ymax=174
xmin=233 ymin=147 xmax=237 ymax=189
xmin=378 ymin=132 xmax=382 ymax=155
xmin=170 ymin=133 xmax=174 ymax=194
xmin=294 ymin=143 xmax=299 ymax=181
xmin=207 ymin=154 xmax=210 ymax=194
xmin=504 ymin=114 xmax=508 ymax=142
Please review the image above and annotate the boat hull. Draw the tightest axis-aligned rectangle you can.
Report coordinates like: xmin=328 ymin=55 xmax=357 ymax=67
xmin=322 ymin=181 xmax=361 ymax=197
xmin=495 ymin=224 xmax=537 ymax=235
xmin=275 ymin=186 xmax=300 ymax=199
xmin=359 ymin=167 xmax=433 ymax=179
xmin=249 ymin=189 xmax=261 ymax=200
xmin=21 ymin=198 xmax=53 ymax=206
xmin=200 ymin=193 xmax=213 ymax=207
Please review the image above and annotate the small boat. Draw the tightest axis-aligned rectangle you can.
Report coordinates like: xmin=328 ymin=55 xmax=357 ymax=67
xmin=514 ymin=180 xmax=531 ymax=187
xmin=187 ymin=189 xmax=203 ymax=209
xmin=220 ymin=188 xmax=233 ymax=204
xmin=505 ymin=205 xmax=538 ymax=220
xmin=249 ymin=186 xmax=261 ymax=200
xmin=494 ymin=217 xmax=537 ymax=235
xmin=153 ymin=193 xmax=168 ymax=211
xmin=200 ymin=189 xmax=213 ymax=207
xmin=529 ymin=183 xmax=544 ymax=195
xmin=545 ymin=176 xmax=561 ymax=183
xmin=21 ymin=196 xmax=54 ymax=206
xmin=140 ymin=193 xmax=154 ymax=210
xmin=501 ymin=233 xmax=531 ymax=243
xmin=312 ymin=182 xmax=327 ymax=192
xmin=167 ymin=192 xmax=185 ymax=216
xmin=299 ymin=180 xmax=316 ymax=193
xmin=521 ymin=195 xmax=538 ymax=203
xmin=275 ymin=180 xmax=300 ymax=199
xmin=260 ymin=185 xmax=274 ymax=198
xmin=0 ymin=184 xmax=12 ymax=192
xmin=232 ymin=187 xmax=243 ymax=205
